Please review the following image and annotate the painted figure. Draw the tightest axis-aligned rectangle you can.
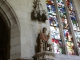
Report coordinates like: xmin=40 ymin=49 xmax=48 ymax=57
xmin=39 ymin=27 xmax=52 ymax=52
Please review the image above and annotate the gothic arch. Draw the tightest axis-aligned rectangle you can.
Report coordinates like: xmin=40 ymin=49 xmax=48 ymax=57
xmin=0 ymin=0 xmax=21 ymax=59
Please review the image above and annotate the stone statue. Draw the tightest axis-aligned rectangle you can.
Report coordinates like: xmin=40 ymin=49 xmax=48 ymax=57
xmin=39 ymin=27 xmax=52 ymax=52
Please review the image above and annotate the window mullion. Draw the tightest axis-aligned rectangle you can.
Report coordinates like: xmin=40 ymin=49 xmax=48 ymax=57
xmin=54 ymin=0 xmax=67 ymax=54
xmin=63 ymin=0 xmax=78 ymax=55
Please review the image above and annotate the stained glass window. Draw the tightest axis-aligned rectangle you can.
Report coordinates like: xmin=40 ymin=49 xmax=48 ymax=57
xmin=46 ymin=0 xmax=80 ymax=55
xmin=56 ymin=0 xmax=75 ymax=55
xmin=66 ymin=0 xmax=80 ymax=50
xmin=46 ymin=0 xmax=63 ymax=54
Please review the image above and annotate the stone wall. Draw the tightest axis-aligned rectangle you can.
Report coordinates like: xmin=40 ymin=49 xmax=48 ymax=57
xmin=0 ymin=0 xmax=21 ymax=59
xmin=6 ymin=0 xmax=50 ymax=59
xmin=5 ymin=0 xmax=80 ymax=59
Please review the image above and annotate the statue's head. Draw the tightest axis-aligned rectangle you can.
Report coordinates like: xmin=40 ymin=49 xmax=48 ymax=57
xmin=43 ymin=27 xmax=47 ymax=33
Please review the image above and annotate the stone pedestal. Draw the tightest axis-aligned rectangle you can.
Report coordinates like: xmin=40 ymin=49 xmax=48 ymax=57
xmin=34 ymin=51 xmax=55 ymax=60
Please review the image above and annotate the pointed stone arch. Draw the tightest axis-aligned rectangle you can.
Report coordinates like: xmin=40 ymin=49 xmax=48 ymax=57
xmin=0 ymin=0 xmax=21 ymax=59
